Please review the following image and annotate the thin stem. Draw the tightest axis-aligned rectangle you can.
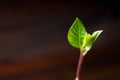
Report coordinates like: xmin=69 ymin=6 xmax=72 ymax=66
xmin=75 ymin=49 xmax=85 ymax=80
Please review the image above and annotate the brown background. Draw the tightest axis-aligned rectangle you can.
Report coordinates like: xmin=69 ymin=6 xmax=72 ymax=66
xmin=0 ymin=0 xmax=120 ymax=80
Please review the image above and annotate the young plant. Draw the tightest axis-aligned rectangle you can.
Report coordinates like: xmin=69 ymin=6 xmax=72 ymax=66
xmin=67 ymin=18 xmax=103 ymax=80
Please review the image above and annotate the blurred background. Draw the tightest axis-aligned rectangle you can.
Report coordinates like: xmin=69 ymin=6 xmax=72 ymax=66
xmin=0 ymin=0 xmax=120 ymax=80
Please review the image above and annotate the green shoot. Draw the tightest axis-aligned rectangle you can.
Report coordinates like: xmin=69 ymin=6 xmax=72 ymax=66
xmin=67 ymin=17 xmax=103 ymax=80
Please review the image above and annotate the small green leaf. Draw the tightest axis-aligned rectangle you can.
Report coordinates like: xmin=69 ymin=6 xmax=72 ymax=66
xmin=91 ymin=30 xmax=103 ymax=42
xmin=67 ymin=17 xmax=103 ymax=56
xmin=83 ymin=33 xmax=92 ymax=55
xmin=82 ymin=30 xmax=103 ymax=55
xmin=67 ymin=18 xmax=87 ymax=51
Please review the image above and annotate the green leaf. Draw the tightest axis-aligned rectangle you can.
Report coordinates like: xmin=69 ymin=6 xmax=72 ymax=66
xmin=67 ymin=18 xmax=87 ymax=51
xmin=82 ymin=33 xmax=92 ymax=55
xmin=82 ymin=30 xmax=103 ymax=55
xmin=91 ymin=30 xmax=103 ymax=42
xmin=67 ymin=17 xmax=103 ymax=56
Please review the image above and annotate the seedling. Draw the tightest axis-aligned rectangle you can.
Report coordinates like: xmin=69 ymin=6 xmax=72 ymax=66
xmin=67 ymin=17 xmax=103 ymax=80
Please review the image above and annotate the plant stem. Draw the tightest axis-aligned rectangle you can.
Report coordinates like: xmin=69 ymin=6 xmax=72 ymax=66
xmin=75 ymin=49 xmax=84 ymax=80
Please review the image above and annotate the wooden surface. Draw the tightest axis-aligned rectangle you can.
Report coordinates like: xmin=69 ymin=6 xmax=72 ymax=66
xmin=0 ymin=2 xmax=120 ymax=80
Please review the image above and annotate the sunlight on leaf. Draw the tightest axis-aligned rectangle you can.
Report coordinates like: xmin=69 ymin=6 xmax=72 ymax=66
xmin=67 ymin=18 xmax=87 ymax=51
xmin=67 ymin=17 xmax=103 ymax=55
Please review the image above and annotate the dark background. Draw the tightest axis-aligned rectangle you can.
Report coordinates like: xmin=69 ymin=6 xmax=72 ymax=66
xmin=0 ymin=0 xmax=120 ymax=80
